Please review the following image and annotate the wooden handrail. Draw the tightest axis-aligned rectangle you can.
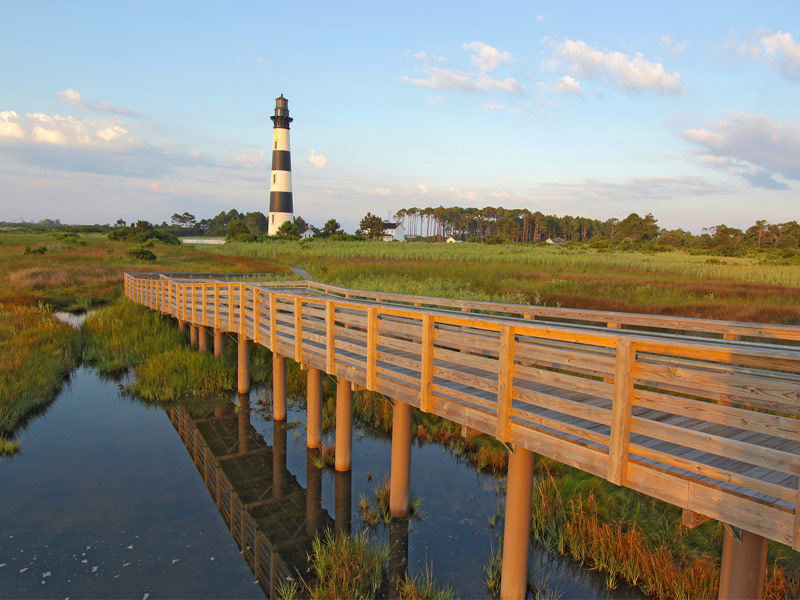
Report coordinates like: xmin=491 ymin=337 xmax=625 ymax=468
xmin=124 ymin=272 xmax=800 ymax=550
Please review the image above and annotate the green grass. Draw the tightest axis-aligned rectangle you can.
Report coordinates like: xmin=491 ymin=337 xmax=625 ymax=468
xmin=1 ymin=437 xmax=21 ymax=456
xmin=358 ymin=479 xmax=422 ymax=526
xmin=215 ymin=239 xmax=800 ymax=324
xmin=395 ymin=566 xmax=454 ymax=600
xmin=306 ymin=530 xmax=388 ymax=600
xmin=0 ymin=303 xmax=81 ymax=437
xmin=83 ymin=300 xmax=273 ymax=401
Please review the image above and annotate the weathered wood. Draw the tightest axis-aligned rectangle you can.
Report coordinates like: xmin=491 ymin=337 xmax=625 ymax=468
xmin=608 ymin=339 xmax=636 ymax=485
xmin=124 ymin=273 xmax=800 ymax=551
xmin=420 ymin=314 xmax=434 ymax=413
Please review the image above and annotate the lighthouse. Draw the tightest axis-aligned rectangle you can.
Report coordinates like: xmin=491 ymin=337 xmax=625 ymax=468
xmin=268 ymin=94 xmax=294 ymax=235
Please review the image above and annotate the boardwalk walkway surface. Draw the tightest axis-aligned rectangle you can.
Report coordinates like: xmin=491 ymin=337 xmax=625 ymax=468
xmin=125 ymin=272 xmax=800 ymax=553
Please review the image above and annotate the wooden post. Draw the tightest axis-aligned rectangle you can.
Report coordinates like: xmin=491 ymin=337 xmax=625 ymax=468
xmin=273 ymin=353 xmax=287 ymax=421
xmin=608 ymin=338 xmax=635 ymax=485
xmin=718 ymin=527 xmax=768 ymax=600
xmin=306 ymin=367 xmax=322 ymax=448
xmin=500 ymin=445 xmax=535 ymax=600
xmin=390 ymin=400 xmax=412 ymax=517
xmin=178 ymin=319 xmax=186 ymax=332
xmin=189 ymin=325 xmax=198 ymax=348
xmin=237 ymin=334 xmax=250 ymax=393
xmin=335 ymin=469 xmax=352 ymax=535
xmin=335 ymin=377 xmax=353 ymax=471
xmin=197 ymin=326 xmax=208 ymax=352
xmin=213 ymin=329 xmax=225 ymax=357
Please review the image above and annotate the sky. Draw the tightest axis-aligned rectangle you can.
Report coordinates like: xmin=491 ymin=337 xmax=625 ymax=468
xmin=1 ymin=1 xmax=799 ymax=233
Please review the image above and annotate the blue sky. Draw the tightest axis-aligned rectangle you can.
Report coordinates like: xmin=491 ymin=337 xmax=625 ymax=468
xmin=1 ymin=1 xmax=798 ymax=232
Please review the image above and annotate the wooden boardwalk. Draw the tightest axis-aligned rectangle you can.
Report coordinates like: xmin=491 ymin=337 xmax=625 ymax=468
xmin=126 ymin=272 xmax=800 ymax=551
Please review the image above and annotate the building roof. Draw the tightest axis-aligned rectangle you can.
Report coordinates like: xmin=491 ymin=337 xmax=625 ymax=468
xmin=383 ymin=222 xmax=399 ymax=230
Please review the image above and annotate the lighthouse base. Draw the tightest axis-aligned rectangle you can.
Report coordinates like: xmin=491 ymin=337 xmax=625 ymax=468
xmin=268 ymin=212 xmax=294 ymax=236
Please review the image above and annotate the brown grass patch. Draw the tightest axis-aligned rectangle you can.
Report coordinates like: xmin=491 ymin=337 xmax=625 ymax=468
xmin=8 ymin=267 xmax=123 ymax=291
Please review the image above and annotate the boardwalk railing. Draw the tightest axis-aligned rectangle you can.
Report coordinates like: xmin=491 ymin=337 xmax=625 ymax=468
xmin=125 ymin=272 xmax=800 ymax=550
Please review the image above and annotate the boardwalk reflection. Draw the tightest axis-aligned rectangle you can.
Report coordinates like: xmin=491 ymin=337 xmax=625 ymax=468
xmin=167 ymin=394 xmax=334 ymax=598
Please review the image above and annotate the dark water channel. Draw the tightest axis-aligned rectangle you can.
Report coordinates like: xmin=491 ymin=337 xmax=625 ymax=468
xmin=1 ymin=364 xmax=642 ymax=599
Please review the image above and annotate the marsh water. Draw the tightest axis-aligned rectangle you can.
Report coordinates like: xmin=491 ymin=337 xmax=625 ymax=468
xmin=1 ymin=363 xmax=642 ymax=598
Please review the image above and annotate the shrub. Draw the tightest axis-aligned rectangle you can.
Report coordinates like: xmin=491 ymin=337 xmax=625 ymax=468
xmin=125 ymin=247 xmax=156 ymax=262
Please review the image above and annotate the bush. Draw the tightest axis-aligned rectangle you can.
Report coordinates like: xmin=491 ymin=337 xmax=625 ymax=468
xmin=125 ymin=247 xmax=156 ymax=262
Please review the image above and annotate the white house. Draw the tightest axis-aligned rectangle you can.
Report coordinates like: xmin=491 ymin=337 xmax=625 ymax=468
xmin=382 ymin=222 xmax=405 ymax=242
xmin=300 ymin=228 xmax=315 ymax=240
xmin=446 ymin=236 xmax=462 ymax=244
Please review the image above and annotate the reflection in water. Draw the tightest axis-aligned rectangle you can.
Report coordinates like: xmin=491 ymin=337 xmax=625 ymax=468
xmin=335 ymin=470 xmax=352 ymax=535
xmin=167 ymin=398 xmax=335 ymax=597
xmin=388 ymin=518 xmax=409 ymax=600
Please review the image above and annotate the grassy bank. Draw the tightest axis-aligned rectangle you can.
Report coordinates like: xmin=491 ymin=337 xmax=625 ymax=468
xmin=216 ymin=240 xmax=800 ymax=324
xmin=0 ymin=303 xmax=81 ymax=447
xmin=303 ymin=530 xmax=452 ymax=600
xmin=82 ymin=301 xmax=273 ymax=400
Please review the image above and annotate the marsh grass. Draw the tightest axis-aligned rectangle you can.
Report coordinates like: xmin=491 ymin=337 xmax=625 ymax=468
xmin=0 ymin=302 xmax=81 ymax=436
xmin=218 ymin=240 xmax=800 ymax=324
xmin=1 ymin=437 xmax=21 ymax=456
xmin=359 ymin=479 xmax=421 ymax=526
xmin=306 ymin=530 xmax=388 ymax=600
xmin=395 ymin=565 xmax=454 ymax=600
xmin=83 ymin=301 xmax=273 ymax=401
xmin=310 ymin=443 xmax=336 ymax=469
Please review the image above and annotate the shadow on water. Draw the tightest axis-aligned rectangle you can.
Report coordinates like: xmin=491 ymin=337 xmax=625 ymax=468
xmin=0 ymin=365 xmax=644 ymax=599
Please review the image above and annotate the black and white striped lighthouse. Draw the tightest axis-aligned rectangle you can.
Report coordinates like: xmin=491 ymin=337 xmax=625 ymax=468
xmin=268 ymin=94 xmax=294 ymax=235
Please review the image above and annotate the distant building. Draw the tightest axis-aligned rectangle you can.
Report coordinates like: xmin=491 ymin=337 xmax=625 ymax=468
xmin=382 ymin=222 xmax=405 ymax=242
xmin=446 ymin=236 xmax=462 ymax=244
xmin=300 ymin=228 xmax=315 ymax=240
xmin=546 ymin=237 xmax=567 ymax=245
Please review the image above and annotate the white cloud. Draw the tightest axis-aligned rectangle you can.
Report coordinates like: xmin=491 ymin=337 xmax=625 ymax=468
xmin=57 ymin=88 xmax=138 ymax=116
xmin=661 ymin=34 xmax=691 ymax=57
xmin=481 ymin=102 xmax=506 ymax=111
xmin=548 ymin=38 xmax=682 ymax=93
xmin=740 ymin=30 xmax=800 ymax=80
xmin=418 ymin=184 xmax=428 ymax=194
xmin=308 ymin=148 xmax=327 ymax=169
xmin=0 ymin=111 xmax=24 ymax=139
xmin=2 ymin=111 xmax=132 ymax=147
xmin=463 ymin=41 xmax=512 ymax=73
xmin=399 ymin=42 xmax=523 ymax=95
xmin=553 ymin=75 xmax=582 ymax=94
xmin=372 ymin=187 xmax=391 ymax=195
xmin=682 ymin=113 xmax=800 ymax=189
xmin=536 ymin=14 xmax=544 ymax=22
xmin=232 ymin=148 xmax=265 ymax=167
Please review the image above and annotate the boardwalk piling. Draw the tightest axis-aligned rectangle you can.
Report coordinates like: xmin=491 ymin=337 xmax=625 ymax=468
xmin=237 ymin=334 xmax=250 ymax=393
xmin=197 ymin=326 xmax=208 ymax=352
xmin=272 ymin=353 xmax=287 ymax=421
xmin=213 ymin=329 xmax=225 ymax=357
xmin=335 ymin=377 xmax=353 ymax=471
xmin=189 ymin=325 xmax=198 ymax=347
xmin=178 ymin=319 xmax=186 ymax=332
xmin=389 ymin=400 xmax=412 ymax=517
xmin=500 ymin=445 xmax=535 ymax=600
xmin=306 ymin=367 xmax=322 ymax=448
xmin=718 ymin=526 xmax=768 ymax=599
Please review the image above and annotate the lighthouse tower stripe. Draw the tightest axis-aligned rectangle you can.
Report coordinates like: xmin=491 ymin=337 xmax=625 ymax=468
xmin=268 ymin=94 xmax=294 ymax=235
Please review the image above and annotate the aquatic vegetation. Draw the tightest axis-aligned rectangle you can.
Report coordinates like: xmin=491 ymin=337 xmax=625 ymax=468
xmin=309 ymin=443 xmax=335 ymax=469
xmin=84 ymin=301 xmax=273 ymax=400
xmin=275 ymin=577 xmax=300 ymax=600
xmin=483 ymin=541 xmax=503 ymax=595
xmin=0 ymin=437 xmax=21 ymax=456
xmin=306 ymin=530 xmax=388 ymax=600
xmin=359 ymin=479 xmax=421 ymax=526
xmin=395 ymin=565 xmax=454 ymax=600
xmin=0 ymin=302 xmax=81 ymax=436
